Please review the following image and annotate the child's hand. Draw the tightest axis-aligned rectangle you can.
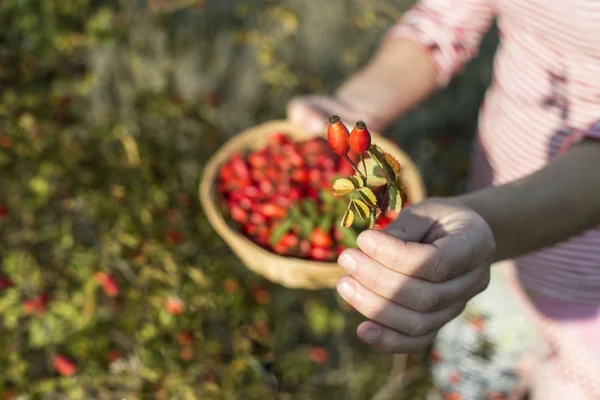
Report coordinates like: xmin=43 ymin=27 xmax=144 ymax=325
xmin=287 ymin=95 xmax=357 ymax=134
xmin=336 ymin=198 xmax=496 ymax=353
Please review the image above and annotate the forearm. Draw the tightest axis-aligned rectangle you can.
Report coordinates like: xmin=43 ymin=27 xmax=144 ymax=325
xmin=456 ymin=139 xmax=600 ymax=262
xmin=335 ymin=38 xmax=438 ymax=127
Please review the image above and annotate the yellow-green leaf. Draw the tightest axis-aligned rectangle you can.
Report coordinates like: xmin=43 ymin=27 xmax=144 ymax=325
xmin=384 ymin=152 xmax=402 ymax=177
xmin=388 ymin=186 xmax=403 ymax=214
xmin=341 ymin=208 xmax=355 ymax=228
xmin=369 ymin=145 xmax=403 ymax=192
xmin=347 ymin=175 xmax=364 ymax=189
xmin=332 ymin=178 xmax=355 ymax=196
xmin=352 ymin=199 xmax=371 ymax=220
xmin=358 ymin=187 xmax=377 ymax=207
xmin=362 ymin=157 xmax=385 ymax=184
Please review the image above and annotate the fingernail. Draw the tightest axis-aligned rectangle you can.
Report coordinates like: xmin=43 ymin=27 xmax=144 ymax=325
xmin=359 ymin=325 xmax=381 ymax=343
xmin=337 ymin=279 xmax=355 ymax=299
xmin=338 ymin=252 xmax=357 ymax=273
xmin=356 ymin=232 xmax=376 ymax=253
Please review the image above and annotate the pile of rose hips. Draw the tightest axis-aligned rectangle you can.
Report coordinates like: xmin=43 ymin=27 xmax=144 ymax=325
xmin=217 ymin=128 xmax=397 ymax=262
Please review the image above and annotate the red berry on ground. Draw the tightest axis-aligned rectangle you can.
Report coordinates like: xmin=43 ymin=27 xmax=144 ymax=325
xmin=327 ymin=115 xmax=350 ymax=156
xmin=107 ymin=349 xmax=121 ymax=364
xmin=165 ymin=296 xmax=185 ymax=315
xmin=0 ymin=275 xmax=14 ymax=290
xmin=23 ymin=293 xmax=48 ymax=315
xmin=0 ymin=136 xmax=12 ymax=148
xmin=251 ymin=285 xmax=272 ymax=305
xmin=179 ymin=346 xmax=194 ymax=361
xmin=223 ymin=278 xmax=240 ymax=293
xmin=308 ymin=346 xmax=329 ymax=364
xmin=177 ymin=331 xmax=194 ymax=346
xmin=54 ymin=355 xmax=76 ymax=377
xmin=95 ymin=272 xmax=119 ymax=297
xmin=349 ymin=120 xmax=372 ymax=154
xmin=2 ymin=389 xmax=17 ymax=400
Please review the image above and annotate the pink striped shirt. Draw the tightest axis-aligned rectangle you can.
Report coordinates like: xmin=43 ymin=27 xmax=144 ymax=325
xmin=387 ymin=0 xmax=600 ymax=305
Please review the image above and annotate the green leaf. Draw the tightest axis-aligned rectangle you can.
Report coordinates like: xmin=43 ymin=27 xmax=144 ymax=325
xmin=347 ymin=175 xmax=364 ymax=189
xmin=269 ymin=218 xmax=294 ymax=245
xmin=358 ymin=187 xmax=377 ymax=208
xmin=302 ymin=199 xmax=319 ymax=219
xmin=318 ymin=214 xmax=334 ymax=232
xmin=388 ymin=186 xmax=403 ymax=214
xmin=341 ymin=207 xmax=355 ymax=228
xmin=29 ymin=320 xmax=49 ymax=348
xmin=330 ymin=312 xmax=346 ymax=335
xmin=363 ymin=157 xmax=387 ymax=186
xmin=289 ymin=205 xmax=302 ymax=220
xmin=319 ymin=190 xmax=335 ymax=207
xmin=306 ymin=302 xmax=330 ymax=338
xmin=332 ymin=178 xmax=355 ymax=196
xmin=298 ymin=218 xmax=315 ymax=238
xmin=352 ymin=199 xmax=371 ymax=220
xmin=368 ymin=145 xmax=402 ymax=192
xmin=384 ymin=152 xmax=402 ymax=177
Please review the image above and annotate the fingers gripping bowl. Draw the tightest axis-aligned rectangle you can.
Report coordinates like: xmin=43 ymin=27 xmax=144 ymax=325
xmin=199 ymin=120 xmax=426 ymax=289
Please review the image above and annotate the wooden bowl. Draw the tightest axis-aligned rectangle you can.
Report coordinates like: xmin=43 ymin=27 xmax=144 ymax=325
xmin=199 ymin=120 xmax=426 ymax=289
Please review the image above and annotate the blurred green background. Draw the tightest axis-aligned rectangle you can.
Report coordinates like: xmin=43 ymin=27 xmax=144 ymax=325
xmin=0 ymin=0 xmax=498 ymax=398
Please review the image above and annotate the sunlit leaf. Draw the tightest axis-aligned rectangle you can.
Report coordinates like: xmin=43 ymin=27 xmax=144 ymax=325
xmin=369 ymin=145 xmax=403 ymax=192
xmin=352 ymin=199 xmax=371 ymax=220
xmin=341 ymin=207 xmax=355 ymax=228
xmin=358 ymin=187 xmax=377 ymax=207
xmin=347 ymin=175 xmax=364 ymax=189
xmin=363 ymin=156 xmax=387 ymax=186
xmin=332 ymin=178 xmax=355 ymax=196
xmin=388 ymin=186 xmax=403 ymax=214
xmin=384 ymin=152 xmax=402 ymax=177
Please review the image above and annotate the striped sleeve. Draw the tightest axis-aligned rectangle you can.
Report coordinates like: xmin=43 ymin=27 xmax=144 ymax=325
xmin=384 ymin=0 xmax=496 ymax=87
xmin=558 ymin=120 xmax=600 ymax=155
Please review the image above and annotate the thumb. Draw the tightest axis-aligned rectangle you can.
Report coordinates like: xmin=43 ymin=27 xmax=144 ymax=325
xmin=287 ymin=97 xmax=330 ymax=135
xmin=382 ymin=204 xmax=437 ymax=243
xmin=287 ymin=95 xmax=356 ymax=135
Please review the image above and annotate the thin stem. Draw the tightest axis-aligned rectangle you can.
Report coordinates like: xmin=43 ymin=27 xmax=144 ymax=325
xmin=361 ymin=154 xmax=368 ymax=182
xmin=344 ymin=155 xmax=366 ymax=180
xmin=368 ymin=213 xmax=376 ymax=230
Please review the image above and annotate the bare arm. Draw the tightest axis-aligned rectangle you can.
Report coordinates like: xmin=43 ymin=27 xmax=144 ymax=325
xmin=334 ymin=39 xmax=438 ymax=127
xmin=457 ymin=139 xmax=600 ymax=262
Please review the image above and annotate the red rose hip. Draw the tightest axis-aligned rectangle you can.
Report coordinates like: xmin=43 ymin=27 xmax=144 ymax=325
xmin=327 ymin=115 xmax=350 ymax=156
xmin=349 ymin=120 xmax=371 ymax=154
